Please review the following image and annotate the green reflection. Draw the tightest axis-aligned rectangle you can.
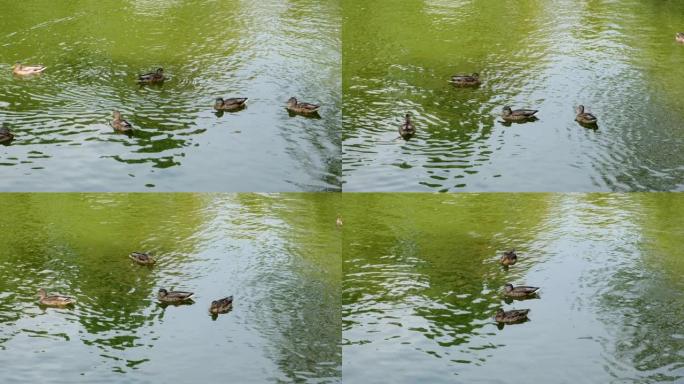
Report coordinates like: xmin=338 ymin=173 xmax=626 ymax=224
xmin=0 ymin=193 xmax=341 ymax=383
xmin=342 ymin=193 xmax=684 ymax=383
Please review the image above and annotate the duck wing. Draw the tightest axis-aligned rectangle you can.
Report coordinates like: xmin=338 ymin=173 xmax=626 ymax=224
xmin=48 ymin=294 xmax=75 ymax=304
xmin=512 ymin=109 xmax=538 ymax=117
xmin=512 ymin=286 xmax=539 ymax=294
xmin=168 ymin=291 xmax=194 ymax=300
xmin=298 ymin=102 xmax=320 ymax=111
xmin=223 ymin=98 xmax=248 ymax=106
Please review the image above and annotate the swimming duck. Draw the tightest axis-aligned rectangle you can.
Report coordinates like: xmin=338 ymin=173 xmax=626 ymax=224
xmin=336 ymin=215 xmax=343 ymax=227
xmin=209 ymin=296 xmax=234 ymax=315
xmin=38 ymin=288 xmax=76 ymax=307
xmin=137 ymin=68 xmax=165 ymax=84
xmin=129 ymin=252 xmax=155 ymax=265
xmin=286 ymin=97 xmax=320 ymax=115
xmin=0 ymin=126 xmax=14 ymax=144
xmin=398 ymin=113 xmax=416 ymax=139
xmin=503 ymin=283 xmax=539 ymax=298
xmin=450 ymin=73 xmax=480 ymax=87
xmin=13 ymin=62 xmax=46 ymax=76
xmin=158 ymin=288 xmax=194 ymax=303
xmin=111 ymin=111 xmax=133 ymax=132
xmin=495 ymin=308 xmax=530 ymax=323
xmin=500 ymin=250 xmax=518 ymax=266
xmin=214 ymin=97 xmax=248 ymax=111
xmin=575 ymin=105 xmax=598 ymax=126
xmin=502 ymin=106 xmax=538 ymax=122
xmin=676 ymin=32 xmax=684 ymax=43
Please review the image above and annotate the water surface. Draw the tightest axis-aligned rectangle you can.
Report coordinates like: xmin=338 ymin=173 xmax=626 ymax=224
xmin=0 ymin=0 xmax=340 ymax=191
xmin=343 ymin=0 xmax=684 ymax=191
xmin=342 ymin=193 xmax=684 ymax=383
xmin=0 ymin=193 xmax=341 ymax=383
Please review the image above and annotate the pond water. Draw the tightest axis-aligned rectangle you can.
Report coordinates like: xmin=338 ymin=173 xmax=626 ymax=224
xmin=342 ymin=0 xmax=684 ymax=192
xmin=0 ymin=193 xmax=341 ymax=383
xmin=342 ymin=193 xmax=684 ymax=383
xmin=0 ymin=1 xmax=340 ymax=191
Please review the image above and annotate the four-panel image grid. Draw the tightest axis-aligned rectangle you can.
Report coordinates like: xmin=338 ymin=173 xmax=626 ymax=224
xmin=1 ymin=1 xmax=683 ymax=383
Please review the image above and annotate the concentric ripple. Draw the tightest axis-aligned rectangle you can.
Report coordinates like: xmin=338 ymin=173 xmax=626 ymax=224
xmin=342 ymin=0 xmax=684 ymax=192
xmin=342 ymin=193 xmax=684 ymax=383
xmin=0 ymin=193 xmax=341 ymax=383
xmin=0 ymin=1 xmax=341 ymax=191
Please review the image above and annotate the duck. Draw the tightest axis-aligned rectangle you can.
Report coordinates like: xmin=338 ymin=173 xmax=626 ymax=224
xmin=209 ymin=296 xmax=234 ymax=315
xmin=398 ymin=113 xmax=416 ymax=139
xmin=158 ymin=288 xmax=194 ymax=303
xmin=495 ymin=308 xmax=530 ymax=324
xmin=137 ymin=68 xmax=165 ymax=84
xmin=129 ymin=251 xmax=155 ymax=265
xmin=500 ymin=249 xmax=518 ymax=266
xmin=38 ymin=288 xmax=76 ymax=307
xmin=12 ymin=62 xmax=46 ymax=76
xmin=503 ymin=283 xmax=539 ymax=298
xmin=111 ymin=111 xmax=133 ymax=132
xmin=286 ymin=97 xmax=320 ymax=115
xmin=575 ymin=105 xmax=598 ymax=126
xmin=214 ymin=97 xmax=248 ymax=111
xmin=502 ymin=106 xmax=538 ymax=122
xmin=450 ymin=73 xmax=480 ymax=87
xmin=336 ymin=215 xmax=343 ymax=227
xmin=676 ymin=32 xmax=684 ymax=43
xmin=0 ymin=126 xmax=14 ymax=144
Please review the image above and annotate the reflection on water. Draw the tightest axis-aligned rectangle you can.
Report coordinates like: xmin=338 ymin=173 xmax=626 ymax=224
xmin=343 ymin=0 xmax=684 ymax=192
xmin=342 ymin=193 xmax=684 ymax=383
xmin=0 ymin=0 xmax=341 ymax=191
xmin=0 ymin=193 xmax=341 ymax=383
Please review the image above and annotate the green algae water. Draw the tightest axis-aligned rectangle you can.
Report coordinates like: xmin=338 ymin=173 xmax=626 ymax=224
xmin=0 ymin=193 xmax=341 ymax=383
xmin=342 ymin=193 xmax=684 ymax=383
xmin=0 ymin=1 xmax=341 ymax=191
xmin=342 ymin=0 xmax=684 ymax=192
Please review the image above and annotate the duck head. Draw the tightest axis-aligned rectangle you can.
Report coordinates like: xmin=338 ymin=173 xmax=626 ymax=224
xmin=502 ymin=106 xmax=512 ymax=116
xmin=287 ymin=97 xmax=298 ymax=106
xmin=504 ymin=249 xmax=517 ymax=258
xmin=504 ymin=283 xmax=514 ymax=292
xmin=38 ymin=288 xmax=47 ymax=299
xmin=156 ymin=68 xmax=164 ymax=75
xmin=576 ymin=105 xmax=585 ymax=114
xmin=113 ymin=110 xmax=122 ymax=120
xmin=471 ymin=72 xmax=479 ymax=79
xmin=158 ymin=288 xmax=168 ymax=297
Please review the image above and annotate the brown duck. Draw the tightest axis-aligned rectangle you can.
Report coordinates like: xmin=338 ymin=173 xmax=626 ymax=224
xmin=158 ymin=288 xmax=194 ymax=303
xmin=129 ymin=252 xmax=155 ymax=265
xmin=111 ymin=111 xmax=133 ymax=133
xmin=0 ymin=126 xmax=14 ymax=144
xmin=502 ymin=106 xmax=538 ymax=122
xmin=137 ymin=68 xmax=165 ymax=84
xmin=503 ymin=283 xmax=539 ymax=298
xmin=575 ymin=105 xmax=598 ymax=125
xmin=286 ymin=97 xmax=320 ymax=115
xmin=398 ymin=113 xmax=416 ymax=139
xmin=495 ymin=308 xmax=530 ymax=323
xmin=13 ymin=62 xmax=46 ymax=76
xmin=500 ymin=250 xmax=517 ymax=266
xmin=450 ymin=73 xmax=481 ymax=87
xmin=214 ymin=97 xmax=248 ymax=111
xmin=209 ymin=296 xmax=234 ymax=315
xmin=38 ymin=288 xmax=76 ymax=307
